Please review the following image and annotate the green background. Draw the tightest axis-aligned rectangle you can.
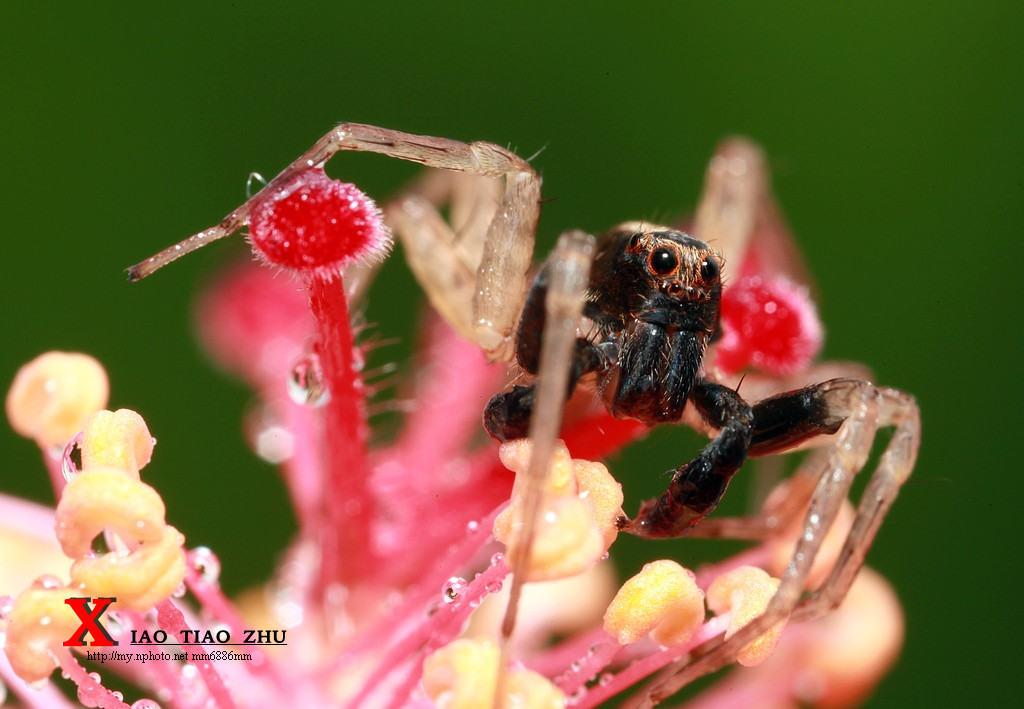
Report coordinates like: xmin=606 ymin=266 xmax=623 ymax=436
xmin=2 ymin=2 xmax=1020 ymax=707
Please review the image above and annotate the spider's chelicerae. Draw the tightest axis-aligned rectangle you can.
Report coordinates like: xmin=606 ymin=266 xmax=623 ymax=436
xmin=130 ymin=124 xmax=921 ymax=706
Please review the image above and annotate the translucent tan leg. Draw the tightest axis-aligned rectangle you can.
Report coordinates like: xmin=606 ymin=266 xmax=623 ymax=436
xmin=127 ymin=123 xmax=540 ymax=359
xmin=493 ymin=229 xmax=596 ymax=703
xmin=691 ymin=137 xmax=813 ymax=290
xmin=638 ymin=380 xmax=920 ymax=707
xmin=383 ymin=171 xmax=507 ymax=354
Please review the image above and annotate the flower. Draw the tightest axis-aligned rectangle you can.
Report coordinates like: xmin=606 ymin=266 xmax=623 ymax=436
xmin=1 ymin=166 xmax=904 ymax=708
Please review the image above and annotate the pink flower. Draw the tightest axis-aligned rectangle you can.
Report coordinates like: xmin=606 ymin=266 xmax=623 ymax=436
xmin=1 ymin=161 xmax=905 ymax=709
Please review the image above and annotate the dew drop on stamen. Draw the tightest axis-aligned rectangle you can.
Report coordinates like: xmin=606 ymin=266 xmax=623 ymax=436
xmin=288 ymin=355 xmax=330 ymax=407
xmin=490 ymin=552 xmax=505 ymax=567
xmin=442 ymin=577 xmax=466 ymax=604
xmin=187 ymin=547 xmax=221 ymax=585
xmin=246 ymin=172 xmax=267 ymax=199
xmin=61 ymin=431 xmax=84 ymax=481
xmin=131 ymin=700 xmax=163 ymax=709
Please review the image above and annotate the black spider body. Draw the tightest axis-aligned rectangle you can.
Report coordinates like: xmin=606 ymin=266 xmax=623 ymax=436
xmin=586 ymin=226 xmax=721 ymax=425
xmin=485 ymin=223 xmax=844 ymax=537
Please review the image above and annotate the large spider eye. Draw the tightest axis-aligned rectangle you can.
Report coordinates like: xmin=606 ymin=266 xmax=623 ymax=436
xmin=649 ymin=247 xmax=678 ymax=276
xmin=700 ymin=257 xmax=720 ymax=281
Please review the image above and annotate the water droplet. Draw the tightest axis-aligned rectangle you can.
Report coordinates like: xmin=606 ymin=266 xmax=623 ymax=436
xmin=288 ymin=355 xmax=330 ymax=407
xmin=187 ymin=547 xmax=221 ymax=585
xmin=112 ymin=690 xmax=124 ymax=701
xmin=490 ymin=552 xmax=505 ymax=567
xmin=442 ymin=577 xmax=466 ymax=604
xmin=484 ymin=579 xmax=503 ymax=594
xmin=131 ymin=700 xmax=162 ymax=709
xmin=61 ymin=432 xmax=83 ymax=481
xmin=246 ymin=172 xmax=267 ymax=199
xmin=465 ymin=519 xmax=479 ymax=534
xmin=598 ymin=672 xmax=614 ymax=686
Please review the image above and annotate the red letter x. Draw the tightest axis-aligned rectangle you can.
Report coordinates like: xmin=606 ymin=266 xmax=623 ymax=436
xmin=63 ymin=597 xmax=118 ymax=647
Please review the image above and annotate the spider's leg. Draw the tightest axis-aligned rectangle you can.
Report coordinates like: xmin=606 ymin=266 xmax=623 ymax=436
xmin=692 ymin=137 xmax=814 ymax=290
xmin=492 ymin=230 xmax=594 ymax=701
xmin=383 ymin=172 xmax=502 ymax=345
xmin=621 ymin=378 xmax=754 ymax=537
xmin=632 ymin=376 xmax=856 ymax=540
xmin=692 ymin=139 xmax=764 ymax=273
xmin=637 ymin=379 xmax=919 ymax=707
xmin=128 ymin=124 xmax=540 ymax=359
xmin=483 ymin=256 xmax=615 ymax=441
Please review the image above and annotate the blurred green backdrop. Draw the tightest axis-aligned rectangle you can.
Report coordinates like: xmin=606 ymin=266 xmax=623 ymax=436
xmin=2 ymin=2 xmax=1020 ymax=707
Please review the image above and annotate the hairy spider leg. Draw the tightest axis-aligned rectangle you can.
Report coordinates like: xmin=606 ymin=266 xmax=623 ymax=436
xmin=622 ymin=378 xmax=853 ymax=537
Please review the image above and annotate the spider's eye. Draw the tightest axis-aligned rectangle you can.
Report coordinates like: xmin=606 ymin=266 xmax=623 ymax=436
xmin=649 ymin=247 xmax=678 ymax=276
xmin=700 ymin=257 xmax=720 ymax=281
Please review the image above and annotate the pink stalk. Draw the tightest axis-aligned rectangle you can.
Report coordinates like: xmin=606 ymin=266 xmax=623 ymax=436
xmin=344 ymin=554 xmax=511 ymax=708
xmin=155 ymin=600 xmax=237 ymax=709
xmin=574 ymin=616 xmax=730 ymax=709
xmin=245 ymin=166 xmax=390 ymax=600
xmin=306 ymin=270 xmax=374 ymax=590
xmin=55 ymin=654 xmax=131 ymax=709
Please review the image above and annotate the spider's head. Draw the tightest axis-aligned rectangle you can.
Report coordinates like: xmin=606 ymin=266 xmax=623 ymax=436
xmin=590 ymin=223 xmax=722 ymax=336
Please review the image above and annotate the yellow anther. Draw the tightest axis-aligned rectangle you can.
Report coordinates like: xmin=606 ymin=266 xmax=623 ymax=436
xmin=603 ymin=560 xmax=705 ymax=647
xmin=498 ymin=438 xmax=575 ymax=497
xmin=501 ymin=494 xmax=605 ymax=582
xmin=706 ymin=566 xmax=784 ymax=666
xmin=6 ymin=352 xmax=109 ymax=449
xmin=422 ymin=638 xmax=565 ymax=709
xmin=70 ymin=524 xmax=186 ymax=611
xmin=53 ymin=466 xmax=186 ymax=610
xmin=422 ymin=638 xmax=498 ymax=709
xmin=55 ymin=467 xmax=169 ymax=559
xmin=3 ymin=586 xmax=82 ymax=683
xmin=81 ymin=408 xmax=154 ymax=477
xmin=494 ymin=440 xmax=622 ymax=582
xmin=572 ymin=457 xmax=624 ymax=549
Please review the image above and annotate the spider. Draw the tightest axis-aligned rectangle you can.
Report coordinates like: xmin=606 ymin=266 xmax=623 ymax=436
xmin=128 ymin=124 xmax=920 ymax=705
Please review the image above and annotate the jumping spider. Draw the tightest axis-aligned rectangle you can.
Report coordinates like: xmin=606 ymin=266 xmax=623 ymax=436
xmin=129 ymin=124 xmax=920 ymax=704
